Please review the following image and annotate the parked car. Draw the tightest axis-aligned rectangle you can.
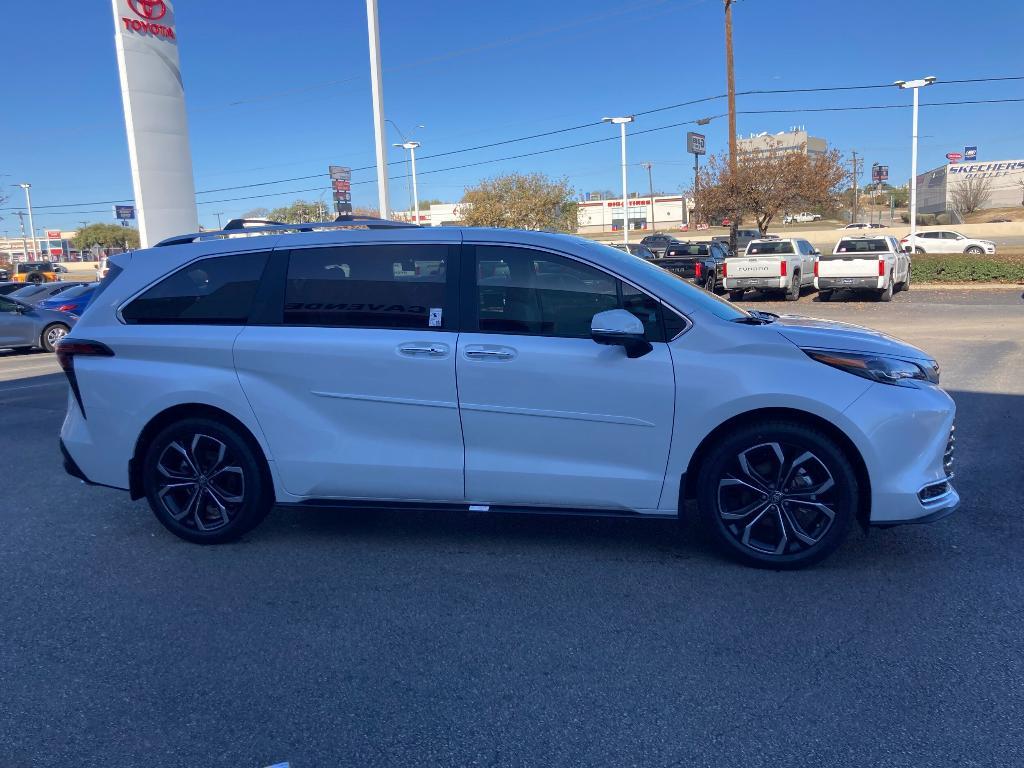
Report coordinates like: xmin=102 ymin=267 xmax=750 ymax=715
xmin=59 ymin=220 xmax=957 ymax=569
xmin=723 ymin=238 xmax=818 ymax=302
xmin=7 ymin=281 xmax=88 ymax=306
xmin=815 ymin=235 xmax=911 ymax=302
xmin=12 ymin=261 xmax=68 ymax=284
xmin=660 ymin=241 xmax=728 ymax=293
xmin=610 ymin=243 xmax=657 ymax=260
xmin=0 ymin=268 xmax=9 ymax=281
xmin=639 ymin=233 xmax=681 ymax=259
xmin=783 ymin=212 xmax=822 ymax=224
xmin=712 ymin=229 xmax=765 ymax=253
xmin=0 ymin=295 xmax=76 ymax=352
xmin=35 ymin=282 xmax=99 ymax=315
xmin=901 ymin=230 xmax=996 ymax=255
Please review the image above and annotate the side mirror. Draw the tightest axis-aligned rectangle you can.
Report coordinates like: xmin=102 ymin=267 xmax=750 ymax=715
xmin=903 ymin=246 xmax=912 ymax=254
xmin=591 ymin=309 xmax=652 ymax=359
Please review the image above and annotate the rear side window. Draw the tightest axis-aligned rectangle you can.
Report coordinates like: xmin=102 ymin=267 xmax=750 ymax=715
xmin=284 ymin=245 xmax=449 ymax=329
xmin=122 ymin=251 xmax=269 ymax=325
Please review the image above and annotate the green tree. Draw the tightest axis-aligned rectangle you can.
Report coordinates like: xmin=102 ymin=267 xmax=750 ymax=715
xmin=460 ymin=173 xmax=576 ymax=231
xmin=72 ymin=223 xmax=141 ymax=251
xmin=266 ymin=200 xmax=329 ymax=223
xmin=417 ymin=198 xmax=446 ymax=210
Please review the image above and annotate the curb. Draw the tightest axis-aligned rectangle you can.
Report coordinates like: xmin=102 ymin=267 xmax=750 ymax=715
xmin=910 ymin=283 xmax=1024 ymax=290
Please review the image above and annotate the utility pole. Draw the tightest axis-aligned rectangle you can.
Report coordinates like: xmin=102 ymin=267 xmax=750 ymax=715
xmin=15 ymin=211 xmax=28 ymax=262
xmin=214 ymin=212 xmax=224 ymax=229
xmin=724 ymin=0 xmax=739 ymax=254
xmin=365 ymin=0 xmax=390 ymax=217
xmin=641 ymin=162 xmax=655 ymax=231
xmin=851 ymin=151 xmax=859 ymax=224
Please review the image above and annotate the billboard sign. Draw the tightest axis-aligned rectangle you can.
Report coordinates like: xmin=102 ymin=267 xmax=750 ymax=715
xmin=111 ymin=0 xmax=198 ymax=247
xmin=964 ymin=146 xmax=977 ymax=161
xmin=871 ymin=164 xmax=889 ymax=183
xmin=329 ymin=165 xmax=353 ymax=214
xmin=686 ymin=131 xmax=706 ymax=155
xmin=46 ymin=229 xmax=62 ymax=240
xmin=115 ymin=204 xmax=136 ymax=220
xmin=946 ymin=152 xmax=963 ymax=163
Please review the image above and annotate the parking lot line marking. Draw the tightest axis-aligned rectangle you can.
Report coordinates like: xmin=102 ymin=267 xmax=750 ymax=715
xmin=0 ymin=381 xmax=66 ymax=392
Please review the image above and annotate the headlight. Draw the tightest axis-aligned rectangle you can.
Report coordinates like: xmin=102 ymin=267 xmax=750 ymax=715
xmin=803 ymin=349 xmax=940 ymax=386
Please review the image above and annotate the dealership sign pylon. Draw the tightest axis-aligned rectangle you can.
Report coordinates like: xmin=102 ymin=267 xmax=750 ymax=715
xmin=111 ymin=0 xmax=198 ymax=247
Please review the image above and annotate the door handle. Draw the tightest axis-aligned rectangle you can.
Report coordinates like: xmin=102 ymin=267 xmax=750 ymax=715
xmin=464 ymin=345 xmax=516 ymax=361
xmin=398 ymin=343 xmax=449 ymax=358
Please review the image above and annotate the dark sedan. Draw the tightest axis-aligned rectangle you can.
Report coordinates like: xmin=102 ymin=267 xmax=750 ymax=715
xmin=609 ymin=243 xmax=657 ymax=260
xmin=0 ymin=295 xmax=77 ymax=352
xmin=639 ymin=233 xmax=682 ymax=258
xmin=7 ymin=281 xmax=88 ymax=306
xmin=660 ymin=241 xmax=729 ymax=293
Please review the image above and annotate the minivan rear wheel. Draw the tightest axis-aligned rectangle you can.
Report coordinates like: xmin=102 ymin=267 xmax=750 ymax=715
xmin=695 ymin=420 xmax=857 ymax=569
xmin=142 ymin=417 xmax=272 ymax=544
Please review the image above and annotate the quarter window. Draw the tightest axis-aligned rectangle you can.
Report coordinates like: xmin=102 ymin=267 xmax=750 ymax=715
xmin=122 ymin=251 xmax=269 ymax=325
xmin=284 ymin=245 xmax=449 ymax=329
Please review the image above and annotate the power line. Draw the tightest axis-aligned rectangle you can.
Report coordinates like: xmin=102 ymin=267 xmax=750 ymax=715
xmin=4 ymin=89 xmax=1024 ymax=213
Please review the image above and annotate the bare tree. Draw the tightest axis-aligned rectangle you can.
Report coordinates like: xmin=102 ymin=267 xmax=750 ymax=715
xmin=949 ymin=174 xmax=993 ymax=215
xmin=695 ymin=138 xmax=849 ymax=235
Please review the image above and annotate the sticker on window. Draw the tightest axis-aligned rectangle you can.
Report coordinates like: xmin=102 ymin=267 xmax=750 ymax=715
xmin=429 ymin=308 xmax=443 ymax=327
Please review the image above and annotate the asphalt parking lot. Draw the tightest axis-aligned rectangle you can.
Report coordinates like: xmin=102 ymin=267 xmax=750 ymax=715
xmin=2 ymin=287 xmax=1022 ymax=768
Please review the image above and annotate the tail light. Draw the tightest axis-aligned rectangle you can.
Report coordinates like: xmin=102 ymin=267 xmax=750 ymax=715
xmin=721 ymin=262 xmax=728 ymax=277
xmin=56 ymin=303 xmax=76 ymax=312
xmin=780 ymin=260 xmax=788 ymax=277
xmin=694 ymin=262 xmax=702 ymax=278
xmin=878 ymin=258 xmax=886 ymax=276
xmin=813 ymin=260 xmax=819 ymax=277
xmin=900 ymin=236 xmax=909 ymax=243
xmin=56 ymin=339 xmax=114 ymax=419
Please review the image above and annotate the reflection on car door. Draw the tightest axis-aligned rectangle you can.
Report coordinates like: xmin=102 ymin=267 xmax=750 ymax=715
xmin=234 ymin=243 xmax=466 ymax=502
xmin=456 ymin=244 xmax=677 ymax=512
xmin=0 ymin=297 xmax=34 ymax=347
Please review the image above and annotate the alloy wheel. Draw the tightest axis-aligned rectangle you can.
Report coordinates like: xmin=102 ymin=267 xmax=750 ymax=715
xmin=155 ymin=433 xmax=245 ymax=532
xmin=716 ymin=441 xmax=837 ymax=556
xmin=46 ymin=325 xmax=68 ymax=348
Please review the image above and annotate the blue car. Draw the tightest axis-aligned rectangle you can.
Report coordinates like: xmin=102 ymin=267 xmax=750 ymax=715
xmin=35 ymin=283 xmax=99 ymax=316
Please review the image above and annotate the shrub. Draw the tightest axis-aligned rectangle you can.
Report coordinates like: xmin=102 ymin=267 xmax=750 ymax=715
xmin=911 ymin=252 xmax=1024 ymax=283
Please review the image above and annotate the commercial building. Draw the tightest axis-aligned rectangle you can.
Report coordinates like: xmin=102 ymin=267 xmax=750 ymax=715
xmin=576 ymin=196 xmax=689 ymax=233
xmin=392 ymin=203 xmax=464 ymax=227
xmin=738 ymin=127 xmax=827 ymax=158
xmin=0 ymin=230 xmax=78 ymax=262
xmin=915 ymin=159 xmax=1024 ymax=215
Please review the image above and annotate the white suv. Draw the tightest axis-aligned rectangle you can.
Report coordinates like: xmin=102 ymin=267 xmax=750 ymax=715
xmin=59 ymin=219 xmax=958 ymax=569
xmin=901 ymin=230 xmax=996 ymax=255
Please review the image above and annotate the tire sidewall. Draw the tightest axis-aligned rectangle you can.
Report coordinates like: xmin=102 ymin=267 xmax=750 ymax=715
xmin=142 ymin=417 xmax=270 ymax=544
xmin=40 ymin=323 xmax=69 ymax=353
xmin=696 ymin=421 xmax=858 ymax=569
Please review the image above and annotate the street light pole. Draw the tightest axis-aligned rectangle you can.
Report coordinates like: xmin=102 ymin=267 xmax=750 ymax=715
xmin=896 ymin=76 xmax=936 ymax=246
xmin=603 ymin=116 xmax=635 ymax=246
xmin=365 ymin=0 xmax=390 ymax=218
xmin=394 ymin=141 xmax=421 ymax=223
xmin=17 ymin=183 xmax=37 ymax=258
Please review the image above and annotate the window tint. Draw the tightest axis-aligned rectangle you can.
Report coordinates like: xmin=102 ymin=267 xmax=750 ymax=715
xmin=835 ymin=239 xmax=888 ymax=252
xmin=123 ymin=251 xmax=269 ymax=325
xmin=476 ymin=246 xmax=618 ymax=338
xmin=667 ymin=244 xmax=709 ymax=257
xmin=748 ymin=241 xmax=794 ymax=255
xmin=0 ymin=296 xmax=19 ymax=313
xmin=284 ymin=245 xmax=448 ymax=329
xmin=621 ymin=285 xmax=665 ymax=342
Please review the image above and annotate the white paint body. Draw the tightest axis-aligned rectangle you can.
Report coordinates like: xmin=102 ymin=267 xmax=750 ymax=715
xmin=815 ymin=235 xmax=912 ymax=291
xmin=111 ymin=0 xmax=198 ymax=247
xmin=723 ymin=238 xmax=817 ymax=293
xmin=901 ymin=231 xmax=997 ymax=255
xmin=61 ymin=228 xmax=957 ymax=527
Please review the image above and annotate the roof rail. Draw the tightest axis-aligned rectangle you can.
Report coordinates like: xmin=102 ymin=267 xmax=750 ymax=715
xmin=154 ymin=217 xmax=419 ymax=247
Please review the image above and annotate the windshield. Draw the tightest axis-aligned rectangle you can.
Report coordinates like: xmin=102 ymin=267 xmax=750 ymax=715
xmin=747 ymin=241 xmax=794 ymax=255
xmin=583 ymin=240 xmax=750 ymax=321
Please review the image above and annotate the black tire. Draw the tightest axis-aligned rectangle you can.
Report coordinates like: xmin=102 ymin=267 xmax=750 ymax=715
xmin=903 ymin=267 xmax=912 ymax=290
xmin=142 ymin=417 xmax=273 ymax=544
xmin=695 ymin=420 xmax=858 ymax=569
xmin=817 ymin=290 xmax=833 ymax=302
xmin=877 ymin=274 xmax=893 ymax=302
xmin=40 ymin=323 xmax=69 ymax=352
xmin=784 ymin=273 xmax=800 ymax=301
xmin=27 ymin=272 xmax=45 ymax=285
xmin=728 ymin=290 xmax=745 ymax=302
xmin=964 ymin=246 xmax=984 ymax=255
xmin=914 ymin=247 xmax=925 ymax=255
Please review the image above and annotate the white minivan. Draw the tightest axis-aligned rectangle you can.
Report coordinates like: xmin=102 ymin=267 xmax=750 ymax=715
xmin=59 ymin=219 xmax=958 ymax=569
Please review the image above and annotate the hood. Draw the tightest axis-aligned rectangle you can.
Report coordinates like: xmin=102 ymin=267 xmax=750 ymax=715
xmin=772 ymin=314 xmax=933 ymax=361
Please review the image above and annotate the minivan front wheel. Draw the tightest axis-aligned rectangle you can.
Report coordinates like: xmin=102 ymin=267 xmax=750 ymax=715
xmin=696 ymin=421 xmax=857 ymax=569
xmin=142 ymin=417 xmax=272 ymax=544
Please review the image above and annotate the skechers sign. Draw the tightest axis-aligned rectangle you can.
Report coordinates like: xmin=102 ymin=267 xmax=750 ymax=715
xmin=948 ymin=160 xmax=1024 ymax=179
xmin=120 ymin=0 xmax=176 ymax=40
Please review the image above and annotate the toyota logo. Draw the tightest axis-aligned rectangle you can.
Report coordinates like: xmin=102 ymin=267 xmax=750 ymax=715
xmin=127 ymin=0 xmax=167 ymax=21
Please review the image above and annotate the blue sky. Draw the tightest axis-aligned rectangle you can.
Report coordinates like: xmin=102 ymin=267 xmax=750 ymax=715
xmin=2 ymin=0 xmax=1023 ymax=231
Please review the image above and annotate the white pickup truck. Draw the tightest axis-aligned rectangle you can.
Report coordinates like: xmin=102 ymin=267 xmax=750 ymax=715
xmin=815 ymin=235 xmax=911 ymax=302
xmin=722 ymin=237 xmax=818 ymax=301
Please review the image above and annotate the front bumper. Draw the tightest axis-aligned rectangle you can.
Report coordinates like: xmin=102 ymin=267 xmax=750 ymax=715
xmin=816 ymin=276 xmax=882 ymax=290
xmin=843 ymin=381 xmax=959 ymax=525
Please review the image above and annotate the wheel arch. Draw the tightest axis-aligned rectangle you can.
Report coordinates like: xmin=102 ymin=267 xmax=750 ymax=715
xmin=680 ymin=406 xmax=872 ymax=529
xmin=128 ymin=403 xmax=272 ymax=501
